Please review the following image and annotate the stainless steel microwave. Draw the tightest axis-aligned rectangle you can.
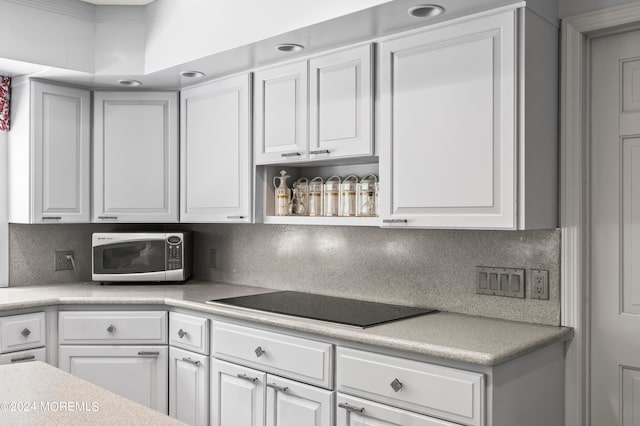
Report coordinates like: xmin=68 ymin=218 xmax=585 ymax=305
xmin=92 ymin=232 xmax=192 ymax=283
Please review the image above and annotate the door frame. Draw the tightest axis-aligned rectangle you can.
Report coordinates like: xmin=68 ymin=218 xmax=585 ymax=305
xmin=561 ymin=3 xmax=640 ymax=426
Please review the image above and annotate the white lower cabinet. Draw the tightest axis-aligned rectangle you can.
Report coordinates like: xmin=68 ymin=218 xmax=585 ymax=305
xmin=211 ymin=358 xmax=334 ymax=426
xmin=58 ymin=345 xmax=168 ymax=412
xmin=169 ymin=346 xmax=209 ymax=426
xmin=212 ymin=359 xmax=266 ymax=426
xmin=337 ymin=394 xmax=458 ymax=426
xmin=266 ymin=374 xmax=334 ymax=426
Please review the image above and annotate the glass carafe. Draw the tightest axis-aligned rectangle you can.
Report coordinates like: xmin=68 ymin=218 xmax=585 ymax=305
xmin=273 ymin=170 xmax=291 ymax=216
xmin=289 ymin=178 xmax=308 ymax=216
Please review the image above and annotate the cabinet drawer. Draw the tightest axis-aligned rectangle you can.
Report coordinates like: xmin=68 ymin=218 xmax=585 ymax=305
xmin=337 ymin=347 xmax=485 ymax=426
xmin=59 ymin=311 xmax=167 ymax=344
xmin=0 ymin=347 xmax=47 ymax=365
xmin=170 ymin=312 xmax=209 ymax=355
xmin=0 ymin=312 xmax=46 ymax=353
xmin=212 ymin=321 xmax=333 ymax=388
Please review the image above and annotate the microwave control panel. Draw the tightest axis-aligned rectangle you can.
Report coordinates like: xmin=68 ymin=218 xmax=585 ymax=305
xmin=167 ymin=236 xmax=183 ymax=270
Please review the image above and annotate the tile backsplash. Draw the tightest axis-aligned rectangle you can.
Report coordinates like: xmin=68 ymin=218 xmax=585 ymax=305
xmin=8 ymin=223 xmax=561 ymax=326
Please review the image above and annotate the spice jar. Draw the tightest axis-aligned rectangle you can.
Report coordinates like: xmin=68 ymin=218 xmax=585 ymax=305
xmin=273 ymin=170 xmax=291 ymax=216
xmin=323 ymin=175 xmax=341 ymax=216
xmin=340 ymin=175 xmax=359 ymax=217
xmin=358 ymin=174 xmax=378 ymax=217
xmin=308 ymin=177 xmax=324 ymax=216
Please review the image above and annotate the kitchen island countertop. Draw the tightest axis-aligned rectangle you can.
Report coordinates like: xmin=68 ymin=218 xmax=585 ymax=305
xmin=0 ymin=361 xmax=184 ymax=425
xmin=0 ymin=281 xmax=573 ymax=367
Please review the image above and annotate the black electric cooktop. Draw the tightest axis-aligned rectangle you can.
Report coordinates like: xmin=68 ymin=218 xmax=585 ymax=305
xmin=208 ymin=291 xmax=437 ymax=328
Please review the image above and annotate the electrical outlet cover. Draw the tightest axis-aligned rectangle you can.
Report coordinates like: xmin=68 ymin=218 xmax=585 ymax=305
xmin=54 ymin=251 xmax=74 ymax=271
xmin=530 ymin=269 xmax=549 ymax=300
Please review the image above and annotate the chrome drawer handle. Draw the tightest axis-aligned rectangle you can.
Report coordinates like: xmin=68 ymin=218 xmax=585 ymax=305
xmin=21 ymin=328 xmax=31 ymax=337
xmin=137 ymin=351 xmax=160 ymax=357
xmin=382 ymin=219 xmax=408 ymax=224
xmin=11 ymin=355 xmax=36 ymax=363
xmin=309 ymin=149 xmax=330 ymax=155
xmin=98 ymin=216 xmax=118 ymax=220
xmin=267 ymin=382 xmax=289 ymax=393
xmin=254 ymin=346 xmax=266 ymax=358
xmin=390 ymin=378 xmax=403 ymax=392
xmin=182 ymin=357 xmax=200 ymax=366
xmin=226 ymin=215 xmax=246 ymax=220
xmin=236 ymin=373 xmax=258 ymax=383
xmin=107 ymin=325 xmax=116 ymax=333
xmin=177 ymin=329 xmax=187 ymax=339
xmin=42 ymin=216 xmax=62 ymax=220
xmin=281 ymin=152 xmax=301 ymax=158
xmin=338 ymin=402 xmax=365 ymax=413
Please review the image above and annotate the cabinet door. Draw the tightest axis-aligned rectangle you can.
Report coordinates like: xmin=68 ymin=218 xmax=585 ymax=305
xmin=180 ymin=74 xmax=252 ymax=223
xmin=309 ymin=44 xmax=373 ymax=160
xmin=379 ymin=10 xmax=517 ymax=229
xmin=336 ymin=394 xmax=458 ymax=426
xmin=58 ymin=345 xmax=168 ymax=413
xmin=93 ymin=91 xmax=179 ymax=223
xmin=33 ymin=82 xmax=91 ymax=223
xmin=211 ymin=359 xmax=265 ymax=426
xmin=266 ymin=374 xmax=334 ymax=426
xmin=169 ymin=347 xmax=209 ymax=426
xmin=254 ymin=61 xmax=308 ymax=164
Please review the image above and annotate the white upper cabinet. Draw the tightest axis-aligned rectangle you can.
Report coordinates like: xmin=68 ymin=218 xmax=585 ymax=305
xmin=180 ymin=74 xmax=252 ymax=223
xmin=309 ymin=44 xmax=373 ymax=160
xmin=254 ymin=61 xmax=308 ymax=164
xmin=93 ymin=91 xmax=179 ymax=223
xmin=8 ymin=80 xmax=91 ymax=223
xmin=379 ymin=8 xmax=557 ymax=229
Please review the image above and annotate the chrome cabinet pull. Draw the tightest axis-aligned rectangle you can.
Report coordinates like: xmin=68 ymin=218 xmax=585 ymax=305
xmin=226 ymin=215 xmax=246 ymax=220
xmin=382 ymin=219 xmax=408 ymax=224
xmin=338 ymin=402 xmax=365 ymax=413
xmin=267 ymin=382 xmax=289 ymax=393
xmin=390 ymin=378 xmax=403 ymax=392
xmin=107 ymin=324 xmax=116 ymax=333
xmin=21 ymin=328 xmax=31 ymax=337
xmin=177 ymin=329 xmax=187 ymax=339
xmin=42 ymin=216 xmax=62 ymax=221
xmin=236 ymin=373 xmax=258 ymax=383
xmin=98 ymin=216 xmax=118 ymax=220
xmin=280 ymin=152 xmax=301 ymax=158
xmin=182 ymin=357 xmax=200 ymax=366
xmin=254 ymin=346 xmax=266 ymax=358
xmin=137 ymin=351 xmax=160 ymax=357
xmin=309 ymin=149 xmax=330 ymax=155
xmin=11 ymin=355 xmax=36 ymax=363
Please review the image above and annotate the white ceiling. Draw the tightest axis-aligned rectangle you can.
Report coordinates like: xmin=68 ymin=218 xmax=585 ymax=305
xmin=78 ymin=0 xmax=154 ymax=5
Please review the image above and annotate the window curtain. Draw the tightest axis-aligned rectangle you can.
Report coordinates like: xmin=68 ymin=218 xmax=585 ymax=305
xmin=0 ymin=76 xmax=10 ymax=131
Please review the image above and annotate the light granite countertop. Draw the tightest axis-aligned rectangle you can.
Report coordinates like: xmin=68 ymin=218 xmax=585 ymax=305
xmin=0 ymin=361 xmax=184 ymax=425
xmin=0 ymin=281 xmax=573 ymax=367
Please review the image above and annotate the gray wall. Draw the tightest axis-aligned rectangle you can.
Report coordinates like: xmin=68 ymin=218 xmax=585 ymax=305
xmin=559 ymin=0 xmax=639 ymax=17
xmin=9 ymin=223 xmax=561 ymax=326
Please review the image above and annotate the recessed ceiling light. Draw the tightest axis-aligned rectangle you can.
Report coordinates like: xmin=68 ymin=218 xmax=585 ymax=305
xmin=117 ymin=79 xmax=142 ymax=87
xmin=180 ymin=71 xmax=206 ymax=78
xmin=275 ymin=43 xmax=305 ymax=53
xmin=408 ymin=4 xmax=444 ymax=18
